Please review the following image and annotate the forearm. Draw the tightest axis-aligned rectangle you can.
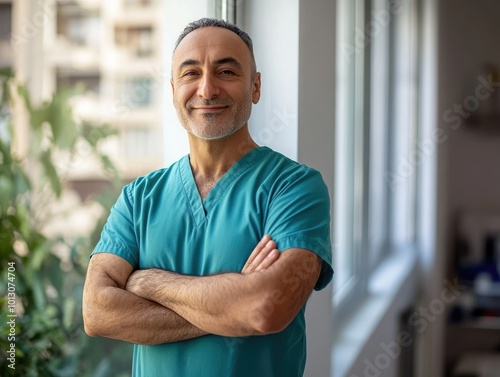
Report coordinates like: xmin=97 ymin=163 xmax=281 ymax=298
xmin=128 ymin=269 xmax=275 ymax=337
xmin=127 ymin=247 xmax=321 ymax=337
xmin=83 ymin=282 xmax=207 ymax=345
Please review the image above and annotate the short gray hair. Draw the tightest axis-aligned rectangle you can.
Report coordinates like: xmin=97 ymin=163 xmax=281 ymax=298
xmin=173 ymin=18 xmax=257 ymax=75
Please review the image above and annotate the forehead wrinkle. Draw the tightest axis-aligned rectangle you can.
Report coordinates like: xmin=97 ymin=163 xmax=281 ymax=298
xmin=173 ymin=27 xmax=252 ymax=76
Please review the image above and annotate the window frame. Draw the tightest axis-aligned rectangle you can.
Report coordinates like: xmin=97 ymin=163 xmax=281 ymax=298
xmin=333 ymin=0 xmax=421 ymax=323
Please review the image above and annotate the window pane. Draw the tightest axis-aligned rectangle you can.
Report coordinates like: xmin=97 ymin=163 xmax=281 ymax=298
xmin=368 ymin=0 xmax=390 ymax=270
xmin=57 ymin=3 xmax=100 ymax=47
xmin=388 ymin=0 xmax=418 ymax=247
xmin=115 ymin=25 xmax=154 ymax=57
xmin=0 ymin=4 xmax=13 ymax=68
xmin=334 ymin=0 xmax=360 ymax=296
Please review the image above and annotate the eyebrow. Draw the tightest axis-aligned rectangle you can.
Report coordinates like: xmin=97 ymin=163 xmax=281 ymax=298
xmin=177 ymin=56 xmax=243 ymax=73
xmin=214 ymin=57 xmax=243 ymax=70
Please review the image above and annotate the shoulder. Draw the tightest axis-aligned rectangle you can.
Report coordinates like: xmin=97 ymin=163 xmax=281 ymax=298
xmin=259 ymin=147 xmax=322 ymax=176
xmin=258 ymin=147 xmax=328 ymax=196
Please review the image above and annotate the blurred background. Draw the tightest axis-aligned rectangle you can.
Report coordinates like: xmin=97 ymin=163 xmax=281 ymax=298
xmin=1 ymin=0 xmax=499 ymax=376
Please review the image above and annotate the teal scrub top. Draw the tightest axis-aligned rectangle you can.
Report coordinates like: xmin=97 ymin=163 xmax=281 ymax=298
xmin=93 ymin=146 xmax=333 ymax=377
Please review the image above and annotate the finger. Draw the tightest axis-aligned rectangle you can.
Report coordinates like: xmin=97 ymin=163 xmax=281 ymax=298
xmin=254 ymin=248 xmax=280 ymax=272
xmin=246 ymin=240 xmax=277 ymax=272
xmin=242 ymin=235 xmax=271 ymax=271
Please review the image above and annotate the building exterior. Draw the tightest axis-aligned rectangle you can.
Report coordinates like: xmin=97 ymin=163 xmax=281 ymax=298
xmin=0 ymin=1 xmax=13 ymax=69
xmin=5 ymin=0 xmax=164 ymax=183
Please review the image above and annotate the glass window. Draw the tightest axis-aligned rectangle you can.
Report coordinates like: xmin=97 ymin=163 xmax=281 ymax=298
xmin=57 ymin=3 xmax=101 ymax=47
xmin=56 ymin=68 xmax=101 ymax=95
xmin=0 ymin=4 xmax=12 ymax=42
xmin=121 ymin=126 xmax=161 ymax=158
xmin=387 ymin=0 xmax=419 ymax=248
xmin=115 ymin=26 xmax=154 ymax=57
xmin=0 ymin=3 xmax=13 ymax=68
xmin=334 ymin=0 xmax=420 ymax=316
xmin=368 ymin=0 xmax=390 ymax=271
xmin=334 ymin=0 xmax=366 ymax=311
xmin=116 ymin=77 xmax=155 ymax=108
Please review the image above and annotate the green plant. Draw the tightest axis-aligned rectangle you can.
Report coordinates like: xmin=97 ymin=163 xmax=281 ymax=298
xmin=0 ymin=68 xmax=132 ymax=376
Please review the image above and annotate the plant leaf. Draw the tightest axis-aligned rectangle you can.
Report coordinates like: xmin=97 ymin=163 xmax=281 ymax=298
xmin=82 ymin=123 xmax=118 ymax=148
xmin=40 ymin=149 xmax=62 ymax=197
xmin=16 ymin=84 xmax=32 ymax=112
xmin=47 ymin=89 xmax=79 ymax=149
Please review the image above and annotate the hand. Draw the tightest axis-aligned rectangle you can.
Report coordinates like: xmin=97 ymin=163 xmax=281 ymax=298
xmin=241 ymin=235 xmax=280 ymax=274
xmin=126 ymin=269 xmax=158 ymax=299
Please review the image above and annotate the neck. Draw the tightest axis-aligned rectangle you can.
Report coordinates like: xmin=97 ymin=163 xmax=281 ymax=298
xmin=188 ymin=125 xmax=258 ymax=181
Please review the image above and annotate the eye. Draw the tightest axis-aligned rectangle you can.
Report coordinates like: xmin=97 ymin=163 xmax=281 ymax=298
xmin=220 ymin=69 xmax=236 ymax=76
xmin=181 ymin=71 xmax=198 ymax=78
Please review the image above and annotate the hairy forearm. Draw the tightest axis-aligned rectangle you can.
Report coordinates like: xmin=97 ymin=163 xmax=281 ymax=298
xmin=83 ymin=283 xmax=207 ymax=345
xmin=127 ymin=248 xmax=321 ymax=337
xmin=127 ymin=269 xmax=273 ymax=337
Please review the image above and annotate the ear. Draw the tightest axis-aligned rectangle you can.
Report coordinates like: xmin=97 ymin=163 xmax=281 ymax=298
xmin=170 ymin=79 xmax=175 ymax=95
xmin=252 ymin=72 xmax=261 ymax=104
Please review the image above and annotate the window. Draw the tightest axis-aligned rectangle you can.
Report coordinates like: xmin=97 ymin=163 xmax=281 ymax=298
xmin=0 ymin=3 xmax=13 ymax=68
xmin=49 ymin=0 xmax=165 ymax=179
xmin=56 ymin=68 xmax=101 ymax=95
xmin=120 ymin=126 xmax=161 ymax=158
xmin=116 ymin=77 xmax=155 ymax=108
xmin=57 ymin=3 xmax=100 ymax=47
xmin=0 ymin=4 xmax=12 ymax=42
xmin=334 ymin=0 xmax=365 ymax=310
xmin=334 ymin=0 xmax=420 ymax=319
xmin=115 ymin=25 xmax=154 ymax=57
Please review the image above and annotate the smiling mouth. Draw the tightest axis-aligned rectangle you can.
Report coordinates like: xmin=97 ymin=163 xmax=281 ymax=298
xmin=193 ymin=106 xmax=227 ymax=114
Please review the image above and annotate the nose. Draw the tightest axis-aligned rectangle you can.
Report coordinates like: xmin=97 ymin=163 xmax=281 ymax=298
xmin=197 ymin=73 xmax=220 ymax=99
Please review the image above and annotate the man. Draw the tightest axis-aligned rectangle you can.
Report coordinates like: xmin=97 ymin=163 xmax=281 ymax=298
xmin=83 ymin=18 xmax=333 ymax=377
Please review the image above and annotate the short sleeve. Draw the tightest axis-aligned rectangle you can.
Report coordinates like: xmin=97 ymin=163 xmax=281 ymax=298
xmin=91 ymin=183 xmax=139 ymax=268
xmin=264 ymin=167 xmax=333 ymax=291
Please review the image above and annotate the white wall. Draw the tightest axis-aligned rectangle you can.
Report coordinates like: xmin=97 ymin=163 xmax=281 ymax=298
xmin=242 ymin=0 xmax=299 ymax=160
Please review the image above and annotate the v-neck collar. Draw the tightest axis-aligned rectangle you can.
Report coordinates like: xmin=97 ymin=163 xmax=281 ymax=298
xmin=178 ymin=146 xmax=269 ymax=227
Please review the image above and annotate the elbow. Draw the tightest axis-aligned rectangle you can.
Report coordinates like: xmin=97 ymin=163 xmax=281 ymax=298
xmin=82 ymin=294 xmax=106 ymax=338
xmin=83 ymin=322 xmax=98 ymax=337
xmin=248 ymin=293 xmax=293 ymax=335
xmin=254 ymin=313 xmax=292 ymax=335
xmin=253 ymin=317 xmax=289 ymax=335
xmin=82 ymin=307 xmax=101 ymax=337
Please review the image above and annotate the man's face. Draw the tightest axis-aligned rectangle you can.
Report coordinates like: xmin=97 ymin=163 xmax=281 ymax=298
xmin=171 ymin=27 xmax=261 ymax=141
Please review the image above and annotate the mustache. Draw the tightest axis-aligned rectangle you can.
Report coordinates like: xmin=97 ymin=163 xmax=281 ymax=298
xmin=187 ymin=99 xmax=233 ymax=108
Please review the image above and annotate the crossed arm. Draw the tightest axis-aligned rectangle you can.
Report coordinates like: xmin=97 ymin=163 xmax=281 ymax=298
xmin=82 ymin=235 xmax=321 ymax=345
